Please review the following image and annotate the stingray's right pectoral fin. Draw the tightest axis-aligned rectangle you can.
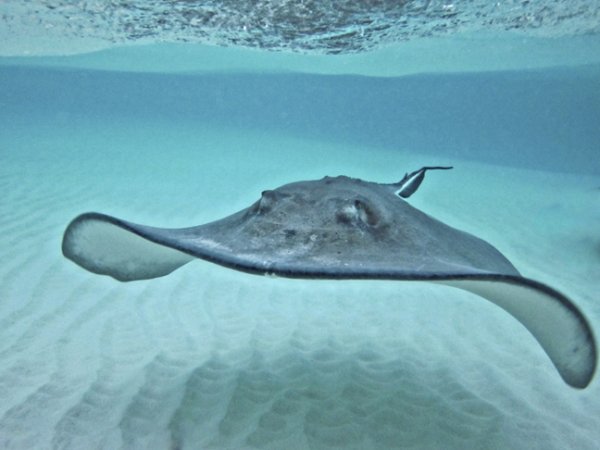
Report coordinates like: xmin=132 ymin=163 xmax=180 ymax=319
xmin=440 ymin=276 xmax=597 ymax=389
xmin=62 ymin=213 xmax=194 ymax=282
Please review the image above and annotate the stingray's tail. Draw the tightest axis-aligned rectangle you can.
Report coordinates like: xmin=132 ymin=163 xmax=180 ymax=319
xmin=394 ymin=166 xmax=453 ymax=198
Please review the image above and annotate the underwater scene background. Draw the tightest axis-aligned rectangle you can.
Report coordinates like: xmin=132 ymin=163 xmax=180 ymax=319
xmin=1 ymin=1 xmax=600 ymax=449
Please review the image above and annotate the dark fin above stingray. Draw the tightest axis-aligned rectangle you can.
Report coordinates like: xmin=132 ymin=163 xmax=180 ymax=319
xmin=394 ymin=166 xmax=453 ymax=198
xmin=61 ymin=174 xmax=597 ymax=388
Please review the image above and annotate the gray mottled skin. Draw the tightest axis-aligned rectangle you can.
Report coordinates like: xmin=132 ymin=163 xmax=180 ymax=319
xmin=62 ymin=171 xmax=597 ymax=388
xmin=166 ymin=175 xmax=519 ymax=277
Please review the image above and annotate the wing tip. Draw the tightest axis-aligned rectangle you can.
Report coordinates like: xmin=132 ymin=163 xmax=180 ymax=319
xmin=437 ymin=273 xmax=597 ymax=389
xmin=62 ymin=212 xmax=193 ymax=282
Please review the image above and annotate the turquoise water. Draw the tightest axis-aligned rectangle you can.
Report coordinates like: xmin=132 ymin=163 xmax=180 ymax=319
xmin=1 ymin=3 xmax=600 ymax=449
xmin=2 ymin=64 xmax=600 ymax=174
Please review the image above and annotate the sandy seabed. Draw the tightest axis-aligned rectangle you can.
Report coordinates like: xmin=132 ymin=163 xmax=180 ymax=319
xmin=0 ymin=120 xmax=599 ymax=449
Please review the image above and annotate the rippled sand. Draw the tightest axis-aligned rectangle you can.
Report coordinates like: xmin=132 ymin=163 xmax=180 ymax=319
xmin=0 ymin=121 xmax=599 ymax=449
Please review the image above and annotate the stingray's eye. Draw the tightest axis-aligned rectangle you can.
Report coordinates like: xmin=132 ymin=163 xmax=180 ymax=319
xmin=257 ymin=190 xmax=278 ymax=214
xmin=354 ymin=199 xmax=380 ymax=226
xmin=258 ymin=190 xmax=276 ymax=213
xmin=336 ymin=199 xmax=380 ymax=227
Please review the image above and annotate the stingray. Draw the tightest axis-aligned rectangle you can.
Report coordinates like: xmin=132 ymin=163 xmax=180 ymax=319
xmin=62 ymin=167 xmax=596 ymax=388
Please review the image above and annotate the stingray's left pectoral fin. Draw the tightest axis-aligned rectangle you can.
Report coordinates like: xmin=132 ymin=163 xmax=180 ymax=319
xmin=62 ymin=213 xmax=194 ymax=282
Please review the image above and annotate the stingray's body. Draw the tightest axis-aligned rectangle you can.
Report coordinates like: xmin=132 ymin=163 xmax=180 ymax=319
xmin=62 ymin=168 xmax=596 ymax=388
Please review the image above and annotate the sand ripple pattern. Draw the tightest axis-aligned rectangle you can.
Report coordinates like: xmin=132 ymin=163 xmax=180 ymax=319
xmin=1 ymin=146 xmax=599 ymax=449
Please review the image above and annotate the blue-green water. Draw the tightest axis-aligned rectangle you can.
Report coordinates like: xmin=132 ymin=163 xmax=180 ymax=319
xmin=1 ymin=4 xmax=600 ymax=449
xmin=2 ymin=65 xmax=600 ymax=174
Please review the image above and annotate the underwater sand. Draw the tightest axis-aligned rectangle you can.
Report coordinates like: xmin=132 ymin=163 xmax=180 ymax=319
xmin=1 ymin=4 xmax=600 ymax=445
xmin=0 ymin=114 xmax=599 ymax=448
